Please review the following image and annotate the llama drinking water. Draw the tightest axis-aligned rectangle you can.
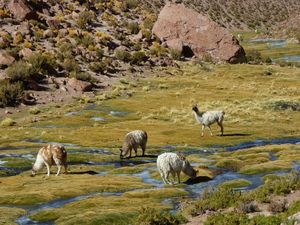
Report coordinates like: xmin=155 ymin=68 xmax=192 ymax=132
xmin=32 ymin=144 xmax=68 ymax=176
xmin=120 ymin=130 xmax=148 ymax=159
xmin=157 ymin=152 xmax=197 ymax=184
xmin=192 ymin=104 xmax=225 ymax=136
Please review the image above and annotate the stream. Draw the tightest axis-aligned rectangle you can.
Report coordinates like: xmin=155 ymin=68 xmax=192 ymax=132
xmin=5 ymin=137 xmax=297 ymax=225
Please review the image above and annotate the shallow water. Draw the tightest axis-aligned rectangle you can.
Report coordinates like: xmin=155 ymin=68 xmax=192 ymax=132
xmin=278 ymin=55 xmax=300 ymax=62
xmin=248 ymin=38 xmax=287 ymax=48
xmin=11 ymin=137 xmax=300 ymax=224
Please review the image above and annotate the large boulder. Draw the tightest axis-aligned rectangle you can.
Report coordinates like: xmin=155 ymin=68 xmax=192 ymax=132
xmin=6 ymin=0 xmax=37 ymax=21
xmin=152 ymin=3 xmax=246 ymax=63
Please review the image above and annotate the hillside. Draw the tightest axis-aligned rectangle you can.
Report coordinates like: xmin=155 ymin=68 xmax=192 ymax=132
xmin=144 ymin=0 xmax=300 ymax=30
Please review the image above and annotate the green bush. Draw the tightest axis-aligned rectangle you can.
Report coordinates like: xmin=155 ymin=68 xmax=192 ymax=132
xmin=246 ymin=50 xmax=262 ymax=63
xmin=29 ymin=107 xmax=41 ymax=115
xmin=58 ymin=42 xmax=74 ymax=61
xmin=170 ymin=49 xmax=182 ymax=60
xmin=0 ymin=118 xmax=16 ymax=127
xmin=121 ymin=0 xmax=139 ymax=11
xmin=134 ymin=207 xmax=187 ymax=225
xmin=89 ymin=62 xmax=107 ymax=74
xmin=115 ymin=49 xmax=132 ymax=62
xmin=127 ymin=22 xmax=140 ymax=34
xmin=6 ymin=61 xmax=31 ymax=82
xmin=269 ymin=100 xmax=300 ymax=111
xmin=77 ymin=11 xmax=95 ymax=29
xmin=63 ymin=58 xmax=80 ymax=72
xmin=0 ymin=81 xmax=23 ymax=107
xmin=205 ymin=212 xmax=249 ymax=225
xmin=131 ymin=51 xmax=146 ymax=65
xmin=71 ymin=71 xmax=95 ymax=83
xmin=77 ymin=34 xmax=94 ymax=47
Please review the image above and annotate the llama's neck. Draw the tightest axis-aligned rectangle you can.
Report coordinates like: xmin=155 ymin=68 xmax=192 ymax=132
xmin=32 ymin=153 xmax=45 ymax=171
xmin=193 ymin=109 xmax=204 ymax=123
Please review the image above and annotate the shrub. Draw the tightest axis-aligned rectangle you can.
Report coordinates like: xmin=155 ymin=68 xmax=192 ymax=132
xmin=29 ymin=107 xmax=41 ymax=115
xmin=134 ymin=207 xmax=186 ymax=225
xmin=27 ymin=53 xmax=47 ymax=75
xmin=71 ymin=71 xmax=95 ymax=83
xmin=143 ymin=17 xmax=155 ymax=30
xmin=115 ymin=49 xmax=132 ymax=62
xmin=77 ymin=34 xmax=94 ymax=47
xmin=238 ymin=201 xmax=259 ymax=213
xmin=0 ymin=81 xmax=23 ymax=107
xmin=246 ymin=50 xmax=262 ymax=63
xmin=57 ymin=42 xmax=74 ymax=61
xmin=150 ymin=42 xmax=167 ymax=57
xmin=121 ymin=0 xmax=139 ymax=11
xmin=131 ymin=51 xmax=146 ymax=65
xmin=6 ymin=61 xmax=31 ymax=82
xmin=0 ymin=118 xmax=16 ymax=127
xmin=63 ymin=58 xmax=80 ymax=72
xmin=269 ymin=100 xmax=300 ymax=111
xmin=170 ymin=49 xmax=182 ymax=60
xmin=205 ymin=212 xmax=249 ymax=225
xmin=263 ymin=67 xmax=274 ymax=76
xmin=89 ymin=62 xmax=107 ymax=74
xmin=127 ymin=22 xmax=140 ymax=34
xmin=77 ymin=11 xmax=95 ymax=29
xmin=268 ymin=199 xmax=287 ymax=213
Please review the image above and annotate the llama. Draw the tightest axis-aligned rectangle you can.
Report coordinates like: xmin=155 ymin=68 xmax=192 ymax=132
xmin=157 ymin=152 xmax=197 ymax=184
xmin=192 ymin=104 xmax=225 ymax=136
xmin=120 ymin=130 xmax=148 ymax=159
xmin=32 ymin=144 xmax=68 ymax=176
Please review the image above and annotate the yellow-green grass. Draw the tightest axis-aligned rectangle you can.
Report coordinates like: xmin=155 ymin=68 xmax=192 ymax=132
xmin=29 ymin=195 xmax=172 ymax=225
xmin=219 ymin=179 xmax=252 ymax=189
xmin=0 ymin=63 xmax=299 ymax=150
xmin=239 ymin=160 xmax=292 ymax=174
xmin=0 ymin=157 xmax=33 ymax=169
xmin=0 ymin=172 xmax=153 ymax=205
xmin=123 ymin=188 xmax=188 ymax=199
xmin=109 ymin=163 xmax=155 ymax=175
xmin=0 ymin=207 xmax=27 ymax=225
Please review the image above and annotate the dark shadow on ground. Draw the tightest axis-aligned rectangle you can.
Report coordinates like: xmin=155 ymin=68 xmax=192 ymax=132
xmin=219 ymin=133 xmax=251 ymax=137
xmin=68 ymin=171 xmax=98 ymax=175
xmin=184 ymin=176 xmax=212 ymax=185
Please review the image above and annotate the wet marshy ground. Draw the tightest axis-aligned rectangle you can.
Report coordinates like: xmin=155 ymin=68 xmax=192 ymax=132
xmin=1 ymin=137 xmax=300 ymax=224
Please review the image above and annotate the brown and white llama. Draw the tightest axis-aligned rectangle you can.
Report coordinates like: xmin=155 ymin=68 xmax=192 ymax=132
xmin=32 ymin=144 xmax=68 ymax=176
xmin=120 ymin=130 xmax=148 ymax=159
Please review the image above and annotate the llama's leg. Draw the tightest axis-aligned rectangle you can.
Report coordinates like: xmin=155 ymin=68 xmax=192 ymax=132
xmin=201 ymin=125 xmax=205 ymax=137
xmin=176 ymin=171 xmax=181 ymax=184
xmin=208 ymin=126 xmax=213 ymax=136
xmin=166 ymin=171 xmax=172 ymax=184
xmin=45 ymin=162 xmax=51 ymax=176
xmin=64 ymin=163 xmax=68 ymax=174
xmin=56 ymin=165 xmax=61 ymax=176
xmin=160 ymin=170 xmax=168 ymax=184
xmin=218 ymin=122 xmax=224 ymax=136
xmin=133 ymin=146 xmax=138 ymax=157
xmin=141 ymin=143 xmax=146 ymax=156
xmin=170 ymin=171 xmax=176 ymax=185
xmin=54 ymin=158 xmax=62 ymax=176
xmin=129 ymin=148 xmax=132 ymax=158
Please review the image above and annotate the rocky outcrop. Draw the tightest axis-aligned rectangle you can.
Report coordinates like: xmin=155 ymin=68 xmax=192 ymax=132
xmin=0 ymin=51 xmax=15 ymax=67
xmin=152 ymin=3 xmax=246 ymax=63
xmin=68 ymin=78 xmax=93 ymax=92
xmin=6 ymin=0 xmax=37 ymax=21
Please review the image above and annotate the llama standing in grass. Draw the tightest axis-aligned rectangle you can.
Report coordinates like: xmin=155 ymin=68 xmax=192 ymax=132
xmin=120 ymin=130 xmax=148 ymax=159
xmin=157 ymin=152 xmax=197 ymax=184
xmin=192 ymin=104 xmax=225 ymax=136
xmin=32 ymin=144 xmax=68 ymax=176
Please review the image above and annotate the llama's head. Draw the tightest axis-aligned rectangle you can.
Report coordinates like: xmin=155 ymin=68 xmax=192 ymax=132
xmin=192 ymin=104 xmax=199 ymax=112
xmin=119 ymin=146 xmax=128 ymax=159
xmin=182 ymin=160 xmax=198 ymax=178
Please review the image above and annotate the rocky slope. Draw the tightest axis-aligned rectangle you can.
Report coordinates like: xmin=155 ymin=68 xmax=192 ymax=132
xmin=145 ymin=0 xmax=300 ymax=30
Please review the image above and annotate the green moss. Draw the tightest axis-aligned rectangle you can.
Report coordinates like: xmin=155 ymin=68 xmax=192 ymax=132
xmin=239 ymin=160 xmax=292 ymax=175
xmin=1 ymin=157 xmax=33 ymax=169
xmin=220 ymin=179 xmax=252 ymax=189
xmin=30 ymin=195 xmax=171 ymax=225
xmin=123 ymin=188 xmax=188 ymax=199
xmin=0 ymin=118 xmax=16 ymax=127
xmin=0 ymin=207 xmax=27 ymax=225
xmin=0 ymin=173 xmax=153 ymax=205
xmin=215 ymin=158 xmax=243 ymax=171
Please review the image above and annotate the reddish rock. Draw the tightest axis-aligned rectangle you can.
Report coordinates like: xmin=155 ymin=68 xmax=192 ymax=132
xmin=152 ymin=3 xmax=246 ymax=63
xmin=68 ymin=78 xmax=93 ymax=92
xmin=0 ymin=50 xmax=15 ymax=66
xmin=6 ymin=0 xmax=37 ymax=20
